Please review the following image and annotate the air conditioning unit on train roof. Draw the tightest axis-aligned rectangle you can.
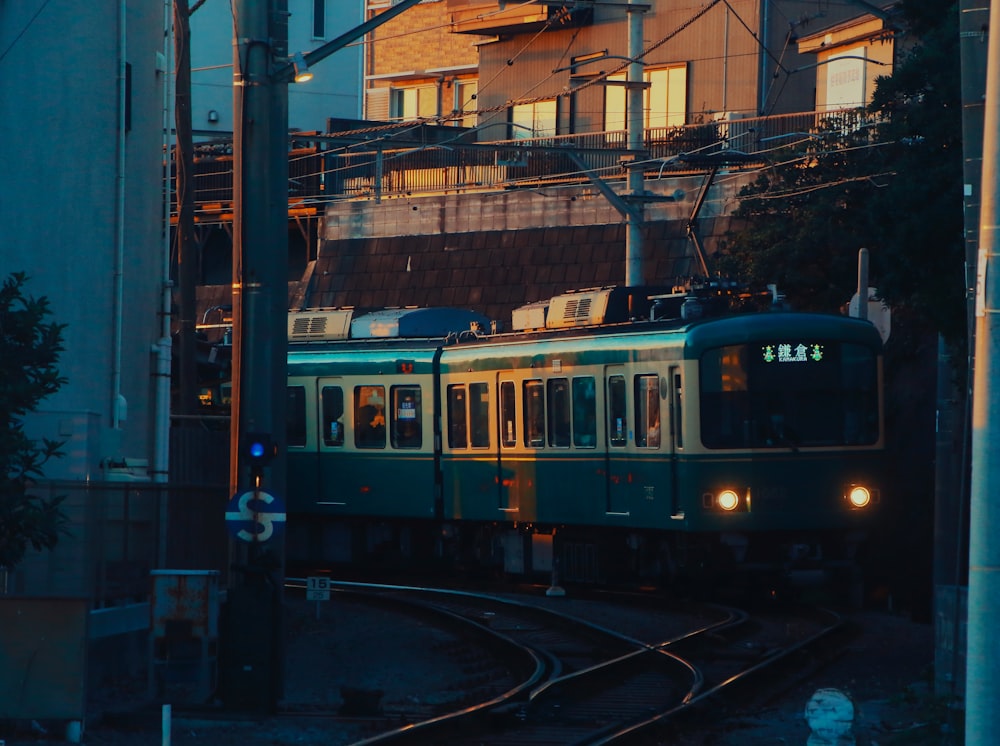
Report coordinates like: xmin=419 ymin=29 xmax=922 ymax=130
xmin=288 ymin=309 xmax=354 ymax=341
xmin=546 ymin=287 xmax=615 ymax=328
xmin=526 ymin=286 xmax=677 ymax=329
xmin=511 ymin=299 xmax=550 ymax=331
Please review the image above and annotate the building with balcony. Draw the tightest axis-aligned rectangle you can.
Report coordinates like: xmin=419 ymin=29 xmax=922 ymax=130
xmin=183 ymin=0 xmax=901 ymax=392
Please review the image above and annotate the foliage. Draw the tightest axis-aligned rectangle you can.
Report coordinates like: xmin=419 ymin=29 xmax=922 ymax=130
xmin=717 ymin=0 xmax=966 ymax=346
xmin=0 ymin=272 xmax=69 ymax=570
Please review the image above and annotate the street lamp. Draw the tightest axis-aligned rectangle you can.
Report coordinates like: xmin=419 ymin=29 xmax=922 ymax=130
xmin=291 ymin=52 xmax=313 ymax=83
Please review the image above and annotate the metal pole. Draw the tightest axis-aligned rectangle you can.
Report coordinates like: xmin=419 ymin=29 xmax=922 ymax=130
xmin=966 ymin=0 xmax=1000 ymax=735
xmin=625 ymin=0 xmax=645 ymax=290
xmin=934 ymin=0 xmax=989 ymax=705
xmin=231 ymin=0 xmax=288 ymax=504
xmin=229 ymin=0 xmax=288 ymax=710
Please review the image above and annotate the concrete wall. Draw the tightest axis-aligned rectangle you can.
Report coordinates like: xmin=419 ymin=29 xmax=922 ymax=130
xmin=321 ymin=172 xmax=748 ymax=240
xmin=0 ymin=1 xmax=169 ymax=482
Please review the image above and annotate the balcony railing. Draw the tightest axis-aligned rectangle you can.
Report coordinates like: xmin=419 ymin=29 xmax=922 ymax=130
xmin=171 ymin=108 xmax=875 ymax=225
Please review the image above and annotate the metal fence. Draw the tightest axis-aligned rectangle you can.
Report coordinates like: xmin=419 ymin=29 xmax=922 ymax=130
xmin=5 ymin=479 xmax=228 ymax=606
xmin=177 ymin=108 xmax=876 ymax=223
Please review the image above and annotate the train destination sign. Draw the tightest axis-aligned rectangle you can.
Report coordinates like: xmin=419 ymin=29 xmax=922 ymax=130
xmin=761 ymin=342 xmax=825 ymax=364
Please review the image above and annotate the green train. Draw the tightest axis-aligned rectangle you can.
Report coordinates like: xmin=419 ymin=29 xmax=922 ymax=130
xmin=285 ymin=286 xmax=884 ymax=589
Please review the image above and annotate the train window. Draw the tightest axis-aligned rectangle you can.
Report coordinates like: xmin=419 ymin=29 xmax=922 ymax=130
xmin=287 ymin=386 xmax=307 ymax=447
xmin=608 ymin=375 xmax=627 ymax=447
xmin=523 ymin=380 xmax=545 ymax=448
xmin=470 ymin=382 xmax=490 ymax=448
xmin=700 ymin=341 xmax=879 ymax=448
xmin=447 ymin=385 xmax=468 ymax=449
xmin=500 ymin=381 xmax=517 ymax=447
xmin=634 ymin=375 xmax=660 ymax=448
xmin=700 ymin=346 xmax=749 ymax=448
xmin=572 ymin=376 xmax=597 ymax=448
xmin=321 ymin=385 xmax=344 ymax=446
xmin=354 ymin=385 xmax=386 ymax=449
xmin=547 ymin=378 xmax=571 ymax=448
xmin=671 ymin=371 xmax=683 ymax=449
xmin=390 ymin=385 xmax=422 ymax=449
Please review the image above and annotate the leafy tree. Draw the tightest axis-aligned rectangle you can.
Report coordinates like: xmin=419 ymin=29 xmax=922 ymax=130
xmin=717 ymin=0 xmax=965 ymax=345
xmin=0 ymin=272 xmax=69 ymax=571
xmin=717 ymin=1 xmax=963 ymax=614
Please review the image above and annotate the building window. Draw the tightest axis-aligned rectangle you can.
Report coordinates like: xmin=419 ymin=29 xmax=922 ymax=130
xmin=391 ymin=84 xmax=438 ymax=121
xmin=510 ymin=99 xmax=556 ymax=139
xmin=313 ymin=0 xmax=326 ymax=39
xmin=606 ymin=66 xmax=687 ymax=130
xmin=452 ymin=79 xmax=478 ymax=127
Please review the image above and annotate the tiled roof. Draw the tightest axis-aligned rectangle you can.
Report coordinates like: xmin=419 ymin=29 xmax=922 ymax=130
xmin=188 ymin=219 xmax=721 ymax=334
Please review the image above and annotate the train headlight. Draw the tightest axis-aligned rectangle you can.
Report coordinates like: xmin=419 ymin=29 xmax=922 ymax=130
xmin=717 ymin=489 xmax=740 ymax=512
xmin=848 ymin=485 xmax=872 ymax=509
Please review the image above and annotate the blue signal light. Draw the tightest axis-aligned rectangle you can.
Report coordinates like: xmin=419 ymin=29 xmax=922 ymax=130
xmin=245 ymin=432 xmax=276 ymax=467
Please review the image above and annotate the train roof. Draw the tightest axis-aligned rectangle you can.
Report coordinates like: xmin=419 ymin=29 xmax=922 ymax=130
xmin=682 ymin=310 xmax=884 ymax=350
xmin=288 ymin=306 xmax=491 ymax=342
xmin=286 ymin=285 xmax=884 ymax=354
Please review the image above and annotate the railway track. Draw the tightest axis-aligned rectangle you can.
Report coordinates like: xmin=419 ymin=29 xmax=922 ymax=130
xmin=281 ymin=579 xmax=847 ymax=745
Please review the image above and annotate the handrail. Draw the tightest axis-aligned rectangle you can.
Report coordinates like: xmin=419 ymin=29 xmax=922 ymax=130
xmin=171 ymin=108 xmax=876 ymax=223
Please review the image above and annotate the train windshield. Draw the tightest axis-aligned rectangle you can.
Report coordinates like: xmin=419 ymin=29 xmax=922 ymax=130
xmin=700 ymin=340 xmax=879 ymax=449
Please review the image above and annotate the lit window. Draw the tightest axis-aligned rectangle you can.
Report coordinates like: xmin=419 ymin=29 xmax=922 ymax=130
xmin=391 ymin=85 xmax=438 ymax=121
xmin=511 ymin=99 xmax=556 ymax=139
xmin=606 ymin=66 xmax=687 ymax=130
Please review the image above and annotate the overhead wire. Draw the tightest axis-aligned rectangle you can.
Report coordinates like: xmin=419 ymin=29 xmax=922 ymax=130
xmin=0 ymin=0 xmax=54 ymax=66
xmin=192 ymin=1 xmax=898 ymax=211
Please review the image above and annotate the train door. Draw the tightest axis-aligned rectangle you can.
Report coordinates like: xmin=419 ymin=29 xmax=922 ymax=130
xmin=495 ymin=375 xmax=519 ymax=516
xmin=605 ymin=366 xmax=630 ymax=516
xmin=315 ymin=377 xmax=347 ymax=508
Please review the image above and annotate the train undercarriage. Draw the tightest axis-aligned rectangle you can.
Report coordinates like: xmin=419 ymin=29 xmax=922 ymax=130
xmin=286 ymin=515 xmax=867 ymax=604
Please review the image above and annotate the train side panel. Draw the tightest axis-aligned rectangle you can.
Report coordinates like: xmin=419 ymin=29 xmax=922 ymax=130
xmin=438 ymin=332 xmax=689 ymax=529
xmin=287 ymin=347 xmax=440 ymax=520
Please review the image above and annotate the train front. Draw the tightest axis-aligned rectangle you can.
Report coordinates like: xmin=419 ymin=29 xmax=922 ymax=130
xmin=675 ymin=312 xmax=885 ymax=591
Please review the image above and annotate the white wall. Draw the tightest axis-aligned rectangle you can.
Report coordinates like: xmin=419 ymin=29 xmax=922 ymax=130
xmin=189 ymin=0 xmax=365 ymax=136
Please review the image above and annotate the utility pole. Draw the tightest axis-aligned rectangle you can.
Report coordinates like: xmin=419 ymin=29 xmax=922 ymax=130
xmin=230 ymin=0 xmax=289 ymax=502
xmin=966 ymin=0 xmax=1000 ymax=737
xmin=221 ymin=0 xmax=289 ymax=711
xmin=624 ymin=0 xmax=647 ymax=291
xmin=221 ymin=0 xmax=427 ymax=711
xmin=174 ymin=0 xmax=199 ymax=416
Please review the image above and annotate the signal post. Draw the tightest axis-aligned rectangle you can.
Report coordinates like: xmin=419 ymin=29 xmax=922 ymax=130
xmin=224 ymin=0 xmax=289 ymax=711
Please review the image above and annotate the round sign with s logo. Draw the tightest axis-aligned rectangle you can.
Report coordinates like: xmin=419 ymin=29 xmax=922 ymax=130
xmin=225 ymin=489 xmax=287 ymax=543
